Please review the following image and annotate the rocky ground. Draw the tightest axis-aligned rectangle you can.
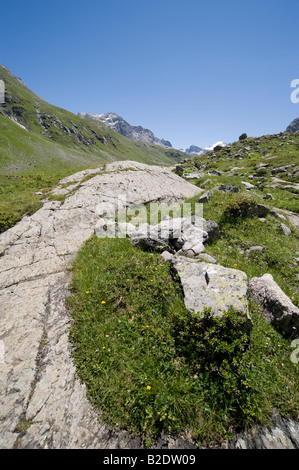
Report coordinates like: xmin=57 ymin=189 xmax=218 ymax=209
xmin=0 ymin=161 xmax=298 ymax=449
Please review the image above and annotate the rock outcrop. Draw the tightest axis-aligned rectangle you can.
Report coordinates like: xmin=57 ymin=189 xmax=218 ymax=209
xmin=172 ymin=257 xmax=250 ymax=324
xmin=248 ymin=273 xmax=299 ymax=337
xmin=0 ymin=161 xmax=200 ymax=449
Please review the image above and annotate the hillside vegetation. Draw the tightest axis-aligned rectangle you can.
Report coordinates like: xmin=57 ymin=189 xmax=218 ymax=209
xmin=0 ymin=65 xmax=183 ymax=231
xmin=67 ymin=132 xmax=299 ymax=447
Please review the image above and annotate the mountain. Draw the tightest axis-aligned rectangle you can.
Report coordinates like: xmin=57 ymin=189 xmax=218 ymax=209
xmin=78 ymin=112 xmax=172 ymax=148
xmin=286 ymin=117 xmax=299 ymax=133
xmin=0 ymin=65 xmax=185 ymax=176
xmin=182 ymin=145 xmax=207 ymax=155
xmin=181 ymin=142 xmax=227 ymax=156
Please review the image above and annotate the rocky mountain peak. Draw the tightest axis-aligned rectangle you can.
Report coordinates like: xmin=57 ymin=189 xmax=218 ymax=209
xmin=78 ymin=111 xmax=172 ymax=148
xmin=286 ymin=117 xmax=299 ymax=133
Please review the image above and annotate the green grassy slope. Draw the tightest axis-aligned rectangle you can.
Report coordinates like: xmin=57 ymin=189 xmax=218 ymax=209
xmin=180 ymin=132 xmax=299 ymax=213
xmin=0 ymin=64 xmax=184 ymax=175
xmin=0 ymin=64 xmax=184 ymax=231
xmin=66 ymin=132 xmax=299 ymax=447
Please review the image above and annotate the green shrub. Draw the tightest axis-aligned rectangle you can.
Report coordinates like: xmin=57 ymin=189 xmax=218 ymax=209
xmin=221 ymin=197 xmax=258 ymax=221
xmin=171 ymin=308 xmax=258 ymax=422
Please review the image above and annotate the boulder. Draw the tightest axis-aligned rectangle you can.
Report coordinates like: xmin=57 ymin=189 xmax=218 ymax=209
xmin=248 ymin=274 xmax=299 ymax=336
xmin=246 ymin=246 xmax=264 ymax=256
xmin=203 ymin=220 xmax=220 ymax=244
xmin=198 ymin=191 xmax=211 ymax=203
xmin=97 ymin=216 xmax=220 ymax=258
xmin=271 ymin=164 xmax=295 ymax=175
xmin=242 ymin=181 xmax=255 ymax=190
xmin=113 ymin=216 xmax=210 ymax=257
xmin=280 ymin=223 xmax=291 ymax=236
xmin=172 ymin=258 xmax=251 ymax=327
xmin=184 ymin=171 xmax=205 ymax=179
xmin=161 ymin=251 xmax=174 ymax=261
xmin=197 ymin=253 xmax=217 ymax=263
xmin=263 ymin=193 xmax=274 ymax=200
xmin=213 ymin=145 xmax=224 ymax=152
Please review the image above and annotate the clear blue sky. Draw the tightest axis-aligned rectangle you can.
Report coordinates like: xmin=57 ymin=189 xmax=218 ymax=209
xmin=1 ymin=0 xmax=299 ymax=149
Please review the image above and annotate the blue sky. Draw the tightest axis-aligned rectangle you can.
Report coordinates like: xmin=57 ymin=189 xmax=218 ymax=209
xmin=1 ymin=0 xmax=299 ymax=148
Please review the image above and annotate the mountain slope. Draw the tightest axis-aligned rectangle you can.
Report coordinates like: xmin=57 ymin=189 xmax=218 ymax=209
xmin=178 ymin=131 xmax=299 ymax=213
xmin=286 ymin=117 xmax=299 ymax=133
xmin=78 ymin=112 xmax=172 ymax=148
xmin=0 ymin=65 xmax=185 ymax=176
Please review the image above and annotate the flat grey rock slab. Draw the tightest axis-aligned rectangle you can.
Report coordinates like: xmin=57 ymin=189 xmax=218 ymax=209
xmin=172 ymin=257 xmax=249 ymax=318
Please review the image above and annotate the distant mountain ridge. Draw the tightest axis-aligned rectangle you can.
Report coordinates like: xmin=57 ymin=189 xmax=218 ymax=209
xmin=78 ymin=112 xmax=172 ymax=148
xmin=181 ymin=141 xmax=227 ymax=155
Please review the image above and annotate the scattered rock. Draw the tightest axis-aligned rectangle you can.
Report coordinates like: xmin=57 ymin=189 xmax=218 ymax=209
xmin=280 ymin=223 xmax=292 ymax=236
xmin=241 ymin=181 xmax=255 ymax=190
xmin=198 ymin=191 xmax=211 ymax=203
xmin=172 ymin=258 xmax=251 ymax=326
xmin=197 ymin=253 xmax=217 ymax=263
xmin=246 ymin=246 xmax=264 ymax=256
xmin=256 ymin=163 xmax=269 ymax=169
xmin=201 ymin=179 xmax=211 ymax=186
xmin=208 ymin=169 xmax=224 ymax=176
xmin=269 ymin=210 xmax=287 ymax=221
xmin=203 ymin=220 xmax=220 ymax=244
xmin=263 ymin=193 xmax=274 ymax=200
xmin=213 ymin=184 xmax=239 ymax=193
xmin=271 ymin=164 xmax=295 ymax=175
xmin=222 ymin=414 xmax=299 ymax=449
xmin=184 ymin=171 xmax=205 ymax=179
xmin=248 ymin=273 xmax=299 ymax=336
xmin=161 ymin=251 xmax=174 ymax=261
